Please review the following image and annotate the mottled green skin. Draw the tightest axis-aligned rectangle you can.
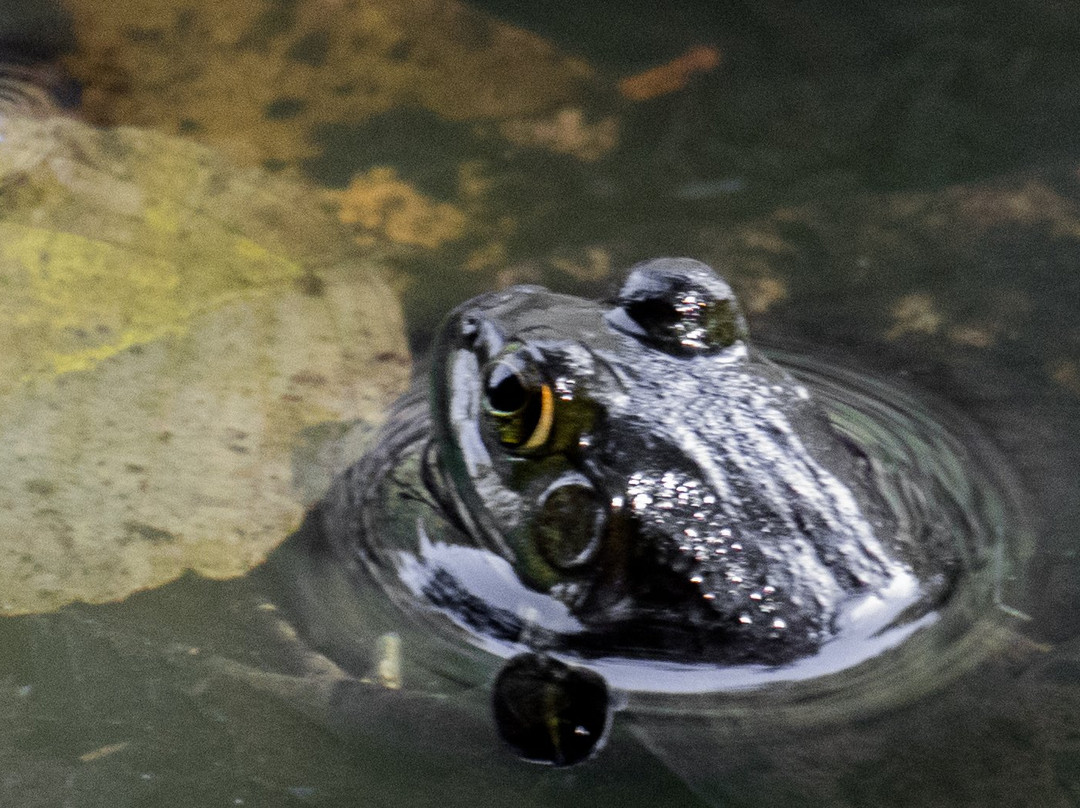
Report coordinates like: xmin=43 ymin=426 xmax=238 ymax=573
xmin=329 ymin=259 xmax=916 ymax=665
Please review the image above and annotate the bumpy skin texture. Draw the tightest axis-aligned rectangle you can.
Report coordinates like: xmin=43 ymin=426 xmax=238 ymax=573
xmin=333 ymin=259 xmax=908 ymax=664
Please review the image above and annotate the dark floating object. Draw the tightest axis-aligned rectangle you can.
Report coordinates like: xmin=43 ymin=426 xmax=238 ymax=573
xmin=492 ymin=653 xmax=610 ymax=766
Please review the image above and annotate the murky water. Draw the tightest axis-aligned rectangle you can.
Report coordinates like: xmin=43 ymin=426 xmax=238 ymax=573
xmin=2 ymin=1 xmax=1080 ymax=806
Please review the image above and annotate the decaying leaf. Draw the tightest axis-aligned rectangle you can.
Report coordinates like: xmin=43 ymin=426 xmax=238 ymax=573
xmin=0 ymin=114 xmax=410 ymax=615
xmin=332 ymin=166 xmax=469 ymax=250
xmin=498 ymin=108 xmax=619 ymax=162
xmin=617 ymin=45 xmax=722 ymax=102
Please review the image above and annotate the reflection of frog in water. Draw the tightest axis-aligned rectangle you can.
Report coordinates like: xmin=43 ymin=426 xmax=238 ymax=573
xmin=330 ymin=258 xmax=935 ymax=672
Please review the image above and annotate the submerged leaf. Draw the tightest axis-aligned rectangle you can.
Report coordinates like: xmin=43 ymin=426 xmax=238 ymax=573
xmin=62 ymin=0 xmax=601 ymax=169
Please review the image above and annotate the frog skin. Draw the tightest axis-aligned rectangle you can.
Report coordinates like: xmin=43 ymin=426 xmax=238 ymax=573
xmin=324 ymin=258 xmax=930 ymax=667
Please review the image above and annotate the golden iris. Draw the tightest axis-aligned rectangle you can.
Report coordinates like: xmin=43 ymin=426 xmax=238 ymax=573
xmin=484 ymin=355 xmax=555 ymax=450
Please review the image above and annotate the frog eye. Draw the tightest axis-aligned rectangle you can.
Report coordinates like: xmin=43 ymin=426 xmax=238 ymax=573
xmin=607 ymin=257 xmax=748 ymax=356
xmin=484 ymin=352 xmax=555 ymax=450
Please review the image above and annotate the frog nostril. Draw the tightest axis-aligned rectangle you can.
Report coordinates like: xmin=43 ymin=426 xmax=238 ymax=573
xmin=459 ymin=311 xmax=506 ymax=359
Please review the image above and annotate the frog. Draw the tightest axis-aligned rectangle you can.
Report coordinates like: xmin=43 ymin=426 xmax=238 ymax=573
xmin=305 ymin=258 xmax=957 ymax=765
xmin=326 ymin=258 xmax=933 ymax=663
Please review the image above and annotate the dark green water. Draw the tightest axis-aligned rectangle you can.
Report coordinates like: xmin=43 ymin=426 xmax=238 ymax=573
xmin=2 ymin=2 xmax=1080 ymax=806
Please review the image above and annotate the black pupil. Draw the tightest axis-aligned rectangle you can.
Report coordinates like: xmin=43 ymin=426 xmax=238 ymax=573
xmin=487 ymin=368 xmax=528 ymax=413
xmin=486 ymin=358 xmax=545 ymax=448
xmin=626 ymin=298 xmax=680 ymax=331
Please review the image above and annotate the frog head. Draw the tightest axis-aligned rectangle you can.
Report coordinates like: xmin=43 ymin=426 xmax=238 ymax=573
xmin=430 ymin=258 xmax=902 ymax=663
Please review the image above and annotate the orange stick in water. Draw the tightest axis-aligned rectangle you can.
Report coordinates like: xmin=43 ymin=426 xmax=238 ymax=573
xmin=618 ymin=45 xmax=722 ymax=101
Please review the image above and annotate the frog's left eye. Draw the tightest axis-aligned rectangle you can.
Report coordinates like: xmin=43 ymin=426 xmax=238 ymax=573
xmin=484 ymin=352 xmax=555 ymax=451
xmin=607 ymin=258 xmax=748 ymax=356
